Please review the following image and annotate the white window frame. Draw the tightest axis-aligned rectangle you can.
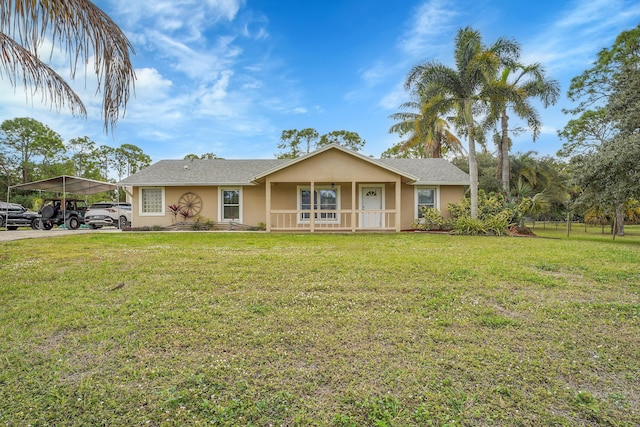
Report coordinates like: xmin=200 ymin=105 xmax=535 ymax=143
xmin=139 ymin=187 xmax=165 ymax=216
xmin=414 ymin=186 xmax=440 ymax=219
xmin=219 ymin=187 xmax=242 ymax=223
xmin=297 ymin=185 xmax=341 ymax=224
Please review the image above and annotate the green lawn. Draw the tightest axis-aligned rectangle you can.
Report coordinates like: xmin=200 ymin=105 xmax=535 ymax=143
xmin=1 ymin=230 xmax=639 ymax=426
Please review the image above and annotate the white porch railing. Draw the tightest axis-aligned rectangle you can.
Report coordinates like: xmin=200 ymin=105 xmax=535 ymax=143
xmin=269 ymin=209 xmax=397 ymax=231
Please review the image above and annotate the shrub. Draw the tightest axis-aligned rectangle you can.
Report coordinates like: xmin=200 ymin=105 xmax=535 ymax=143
xmin=412 ymin=207 xmax=448 ymax=231
xmin=484 ymin=210 xmax=513 ymax=236
xmin=450 ymin=217 xmax=486 ymax=235
xmin=446 ymin=190 xmax=539 ymax=236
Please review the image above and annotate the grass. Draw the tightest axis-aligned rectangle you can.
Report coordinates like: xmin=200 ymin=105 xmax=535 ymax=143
xmin=1 ymin=229 xmax=639 ymax=426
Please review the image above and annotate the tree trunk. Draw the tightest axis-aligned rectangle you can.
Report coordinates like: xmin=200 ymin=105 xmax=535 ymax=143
xmin=615 ymin=202 xmax=625 ymax=236
xmin=496 ymin=134 xmax=502 ymax=181
xmin=501 ymin=110 xmax=510 ymax=193
xmin=464 ymin=101 xmax=478 ymax=219
xmin=467 ymin=128 xmax=479 ymax=219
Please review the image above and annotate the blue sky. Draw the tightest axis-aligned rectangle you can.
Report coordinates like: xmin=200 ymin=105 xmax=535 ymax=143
xmin=2 ymin=0 xmax=640 ymax=163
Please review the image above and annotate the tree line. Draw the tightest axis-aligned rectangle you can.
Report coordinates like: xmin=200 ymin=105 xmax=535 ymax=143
xmin=0 ymin=117 xmax=151 ymax=204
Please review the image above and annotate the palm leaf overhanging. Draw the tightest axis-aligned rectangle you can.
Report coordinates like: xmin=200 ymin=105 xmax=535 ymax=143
xmin=0 ymin=0 xmax=135 ymax=132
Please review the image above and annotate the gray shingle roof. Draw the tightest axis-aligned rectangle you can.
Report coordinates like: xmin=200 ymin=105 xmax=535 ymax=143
xmin=377 ymin=158 xmax=470 ymax=185
xmin=118 ymin=159 xmax=290 ymax=186
xmin=118 ymin=150 xmax=469 ymax=186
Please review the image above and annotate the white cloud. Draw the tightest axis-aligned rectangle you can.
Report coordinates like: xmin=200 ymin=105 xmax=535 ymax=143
xmin=207 ymin=70 xmax=233 ymax=101
xmin=521 ymin=0 xmax=640 ymax=75
xmin=398 ymin=0 xmax=458 ymax=58
xmin=132 ymin=68 xmax=173 ymax=99
xmin=112 ymin=0 xmax=243 ymax=36
xmin=379 ymin=84 xmax=409 ymax=110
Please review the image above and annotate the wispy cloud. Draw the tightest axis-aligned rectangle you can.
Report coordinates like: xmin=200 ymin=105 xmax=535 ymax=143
xmin=397 ymin=0 xmax=459 ymax=59
xmin=522 ymin=0 xmax=640 ymax=74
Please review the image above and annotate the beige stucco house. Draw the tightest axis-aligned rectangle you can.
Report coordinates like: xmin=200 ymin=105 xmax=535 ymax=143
xmin=118 ymin=144 xmax=470 ymax=232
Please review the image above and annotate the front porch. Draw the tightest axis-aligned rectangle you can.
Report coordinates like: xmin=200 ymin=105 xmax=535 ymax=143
xmin=264 ymin=179 xmax=403 ymax=232
xmin=268 ymin=209 xmax=398 ymax=231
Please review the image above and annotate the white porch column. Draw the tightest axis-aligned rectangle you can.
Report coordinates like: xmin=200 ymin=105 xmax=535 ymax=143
xmin=265 ymin=178 xmax=272 ymax=232
xmin=395 ymin=178 xmax=402 ymax=232
xmin=351 ymin=180 xmax=357 ymax=232
xmin=309 ymin=181 xmax=315 ymax=232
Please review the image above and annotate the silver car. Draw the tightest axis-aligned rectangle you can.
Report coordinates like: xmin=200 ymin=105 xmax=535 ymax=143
xmin=84 ymin=202 xmax=132 ymax=229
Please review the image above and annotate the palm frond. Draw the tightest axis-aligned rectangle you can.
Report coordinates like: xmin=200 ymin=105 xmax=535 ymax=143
xmin=0 ymin=0 xmax=135 ymax=132
xmin=0 ymin=32 xmax=86 ymax=116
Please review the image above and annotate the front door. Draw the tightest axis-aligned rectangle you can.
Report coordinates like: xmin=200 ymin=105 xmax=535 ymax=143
xmin=360 ymin=186 xmax=383 ymax=228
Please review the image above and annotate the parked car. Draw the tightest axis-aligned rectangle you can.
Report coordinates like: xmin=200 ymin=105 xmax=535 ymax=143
xmin=0 ymin=202 xmax=40 ymax=230
xmin=84 ymin=202 xmax=132 ymax=229
xmin=38 ymin=198 xmax=88 ymax=230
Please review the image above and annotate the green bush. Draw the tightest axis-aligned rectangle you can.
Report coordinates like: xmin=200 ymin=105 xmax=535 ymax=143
xmin=447 ymin=190 xmax=521 ymax=235
xmin=450 ymin=217 xmax=486 ymax=235
xmin=411 ymin=207 xmax=451 ymax=231
xmin=483 ymin=210 xmax=512 ymax=236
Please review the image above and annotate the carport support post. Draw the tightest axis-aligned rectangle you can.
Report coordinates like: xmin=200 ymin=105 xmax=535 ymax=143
xmin=3 ymin=185 xmax=10 ymax=231
xmin=62 ymin=176 xmax=66 ymax=225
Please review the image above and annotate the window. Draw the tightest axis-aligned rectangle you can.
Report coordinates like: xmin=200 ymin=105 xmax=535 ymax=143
xmin=298 ymin=186 xmax=339 ymax=222
xmin=140 ymin=187 xmax=164 ymax=215
xmin=220 ymin=188 xmax=241 ymax=222
xmin=415 ymin=187 xmax=438 ymax=218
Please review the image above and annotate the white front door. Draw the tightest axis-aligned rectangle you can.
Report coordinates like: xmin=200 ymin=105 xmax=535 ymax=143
xmin=360 ymin=186 xmax=383 ymax=228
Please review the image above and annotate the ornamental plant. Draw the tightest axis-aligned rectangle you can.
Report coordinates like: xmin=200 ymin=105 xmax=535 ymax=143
xmin=168 ymin=204 xmax=180 ymax=222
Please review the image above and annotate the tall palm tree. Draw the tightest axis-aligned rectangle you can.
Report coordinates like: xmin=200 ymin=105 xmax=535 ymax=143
xmin=0 ymin=0 xmax=135 ymax=132
xmin=486 ymin=64 xmax=560 ymax=192
xmin=388 ymin=100 xmax=463 ymax=158
xmin=405 ymin=27 xmax=519 ymax=218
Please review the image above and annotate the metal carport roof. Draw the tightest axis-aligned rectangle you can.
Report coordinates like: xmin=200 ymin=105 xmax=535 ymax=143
xmin=8 ymin=175 xmax=118 ymax=195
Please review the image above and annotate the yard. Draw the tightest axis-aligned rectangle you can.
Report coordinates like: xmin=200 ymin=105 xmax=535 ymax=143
xmin=1 ymin=228 xmax=639 ymax=426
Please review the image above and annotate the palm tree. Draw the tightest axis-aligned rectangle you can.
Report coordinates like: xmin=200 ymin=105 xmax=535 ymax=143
xmin=0 ymin=0 xmax=135 ymax=132
xmin=388 ymin=101 xmax=463 ymax=158
xmin=486 ymin=64 xmax=560 ymax=192
xmin=405 ymin=27 xmax=519 ymax=218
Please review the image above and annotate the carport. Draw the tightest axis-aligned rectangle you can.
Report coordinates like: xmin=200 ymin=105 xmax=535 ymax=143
xmin=4 ymin=176 xmax=119 ymax=231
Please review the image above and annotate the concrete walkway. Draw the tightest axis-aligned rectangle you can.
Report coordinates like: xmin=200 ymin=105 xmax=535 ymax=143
xmin=0 ymin=228 xmax=121 ymax=242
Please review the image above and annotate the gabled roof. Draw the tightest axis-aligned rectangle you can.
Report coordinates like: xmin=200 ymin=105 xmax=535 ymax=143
xmin=250 ymin=143 xmax=420 ymax=182
xmin=117 ymin=144 xmax=470 ymax=186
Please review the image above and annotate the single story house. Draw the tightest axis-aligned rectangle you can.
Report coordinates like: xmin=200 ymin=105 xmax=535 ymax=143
xmin=117 ymin=144 xmax=470 ymax=232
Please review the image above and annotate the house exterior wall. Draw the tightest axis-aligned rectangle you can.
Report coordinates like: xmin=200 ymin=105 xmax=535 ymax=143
xmin=130 ymin=184 xmax=466 ymax=229
xmin=242 ymin=185 xmax=266 ymax=225
xmin=130 ymin=183 xmax=466 ymax=229
xmin=439 ymin=185 xmax=466 ymax=215
xmin=127 ymin=147 xmax=467 ymax=230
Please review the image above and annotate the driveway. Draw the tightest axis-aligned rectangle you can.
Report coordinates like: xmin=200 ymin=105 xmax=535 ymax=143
xmin=0 ymin=228 xmax=121 ymax=242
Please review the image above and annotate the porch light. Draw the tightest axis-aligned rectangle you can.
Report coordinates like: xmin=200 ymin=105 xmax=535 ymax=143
xmin=330 ymin=182 xmax=335 ymax=189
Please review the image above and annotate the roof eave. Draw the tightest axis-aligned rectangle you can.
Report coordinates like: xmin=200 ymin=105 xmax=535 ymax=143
xmin=116 ymin=182 xmax=257 ymax=187
xmin=409 ymin=180 xmax=470 ymax=186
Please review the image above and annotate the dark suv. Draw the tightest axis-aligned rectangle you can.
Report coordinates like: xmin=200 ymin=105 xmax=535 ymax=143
xmin=38 ymin=198 xmax=88 ymax=230
xmin=0 ymin=202 xmax=40 ymax=230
